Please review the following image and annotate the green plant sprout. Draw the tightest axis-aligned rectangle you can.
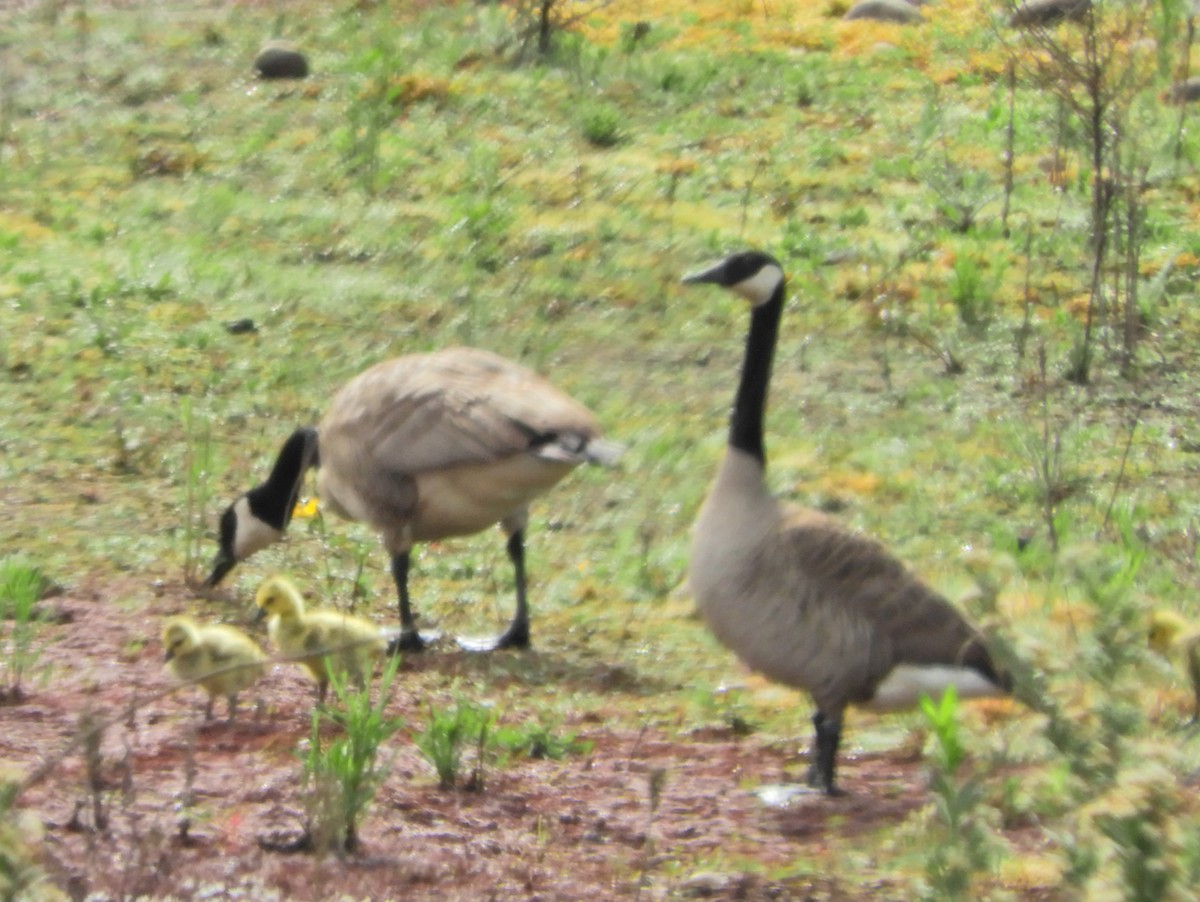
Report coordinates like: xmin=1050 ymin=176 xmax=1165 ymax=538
xmin=414 ymin=697 xmax=496 ymax=790
xmin=918 ymin=686 xmax=993 ymax=901
xmin=492 ymin=718 xmax=594 ymax=760
xmin=0 ymin=556 xmax=50 ymax=703
xmin=300 ymin=655 xmax=403 ymax=854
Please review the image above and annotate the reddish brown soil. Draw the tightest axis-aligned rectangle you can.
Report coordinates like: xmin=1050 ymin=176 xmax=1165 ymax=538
xmin=7 ymin=581 xmax=936 ymax=901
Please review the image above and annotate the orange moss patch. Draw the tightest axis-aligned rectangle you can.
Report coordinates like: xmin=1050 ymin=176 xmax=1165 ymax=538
xmin=999 ymin=856 xmax=1063 ymax=893
xmin=817 ymin=469 xmax=884 ymax=498
xmin=969 ymin=697 xmax=1021 ymax=727
xmin=1063 ymin=293 xmax=1092 ymax=320
xmin=571 ymin=0 xmax=991 ymax=57
xmin=0 ymin=212 xmax=55 ymax=242
xmin=657 ymin=157 xmax=698 ymax=178
xmin=390 ymin=73 xmax=455 ymax=107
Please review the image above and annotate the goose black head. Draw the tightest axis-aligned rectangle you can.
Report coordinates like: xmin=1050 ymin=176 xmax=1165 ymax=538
xmin=203 ymin=427 xmax=318 ymax=587
xmin=682 ymin=250 xmax=785 ymax=306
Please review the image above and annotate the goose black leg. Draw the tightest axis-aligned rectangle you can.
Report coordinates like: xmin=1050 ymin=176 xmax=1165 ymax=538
xmin=805 ymin=710 xmax=846 ymax=796
xmin=458 ymin=529 xmax=532 ymax=652
xmin=499 ymin=530 xmax=532 ymax=648
xmin=387 ymin=551 xmax=441 ymax=653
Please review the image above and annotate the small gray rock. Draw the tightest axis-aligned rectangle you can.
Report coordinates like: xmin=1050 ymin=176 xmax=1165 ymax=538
xmin=224 ymin=318 xmax=257 ymax=335
xmin=1009 ymin=0 xmax=1091 ymax=28
xmin=681 ymin=872 xmax=748 ymax=898
xmin=254 ymin=40 xmax=309 ymax=80
xmin=843 ymin=0 xmax=924 ymax=23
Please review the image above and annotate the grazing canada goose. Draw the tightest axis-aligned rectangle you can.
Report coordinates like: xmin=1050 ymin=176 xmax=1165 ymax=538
xmin=161 ymin=615 xmax=266 ymax=721
xmin=205 ymin=346 xmax=621 ymax=652
xmin=255 ymin=575 xmax=387 ymax=702
xmin=1148 ymin=610 xmax=1200 ymax=723
xmin=682 ymin=249 xmax=1011 ymax=795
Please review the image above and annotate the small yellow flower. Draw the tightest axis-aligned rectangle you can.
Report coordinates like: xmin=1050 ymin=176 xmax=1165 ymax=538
xmin=292 ymin=497 xmax=319 ymax=519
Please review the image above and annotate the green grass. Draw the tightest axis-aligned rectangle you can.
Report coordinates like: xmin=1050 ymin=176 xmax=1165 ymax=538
xmin=414 ymin=696 xmax=496 ymax=790
xmin=6 ymin=0 xmax=1200 ymax=895
xmin=0 ymin=557 xmax=50 ymax=701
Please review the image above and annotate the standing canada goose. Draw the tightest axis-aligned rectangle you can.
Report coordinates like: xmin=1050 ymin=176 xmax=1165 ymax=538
xmin=682 ymin=249 xmax=1011 ymax=795
xmin=161 ymin=615 xmax=267 ymax=721
xmin=255 ymin=575 xmax=387 ymax=702
xmin=206 ymin=346 xmax=621 ymax=652
xmin=1148 ymin=610 xmax=1200 ymax=723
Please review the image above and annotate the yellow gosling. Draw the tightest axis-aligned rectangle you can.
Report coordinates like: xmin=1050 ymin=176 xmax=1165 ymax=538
xmin=1148 ymin=610 xmax=1200 ymax=723
xmin=162 ymin=615 xmax=266 ymax=721
xmin=254 ymin=575 xmax=387 ymax=702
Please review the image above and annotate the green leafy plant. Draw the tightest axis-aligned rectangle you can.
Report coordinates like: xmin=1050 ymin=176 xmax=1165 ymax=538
xmin=579 ymin=101 xmax=625 ymax=148
xmin=414 ymin=697 xmax=496 ymax=790
xmin=332 ymin=7 xmax=409 ymax=196
xmin=445 ymin=148 xmax=517 ymax=277
xmin=492 ymin=718 xmax=593 ymax=760
xmin=918 ymin=687 xmax=994 ymax=901
xmin=300 ymin=655 xmax=403 ymax=854
xmin=949 ymin=254 xmax=995 ymax=333
xmin=0 ymin=556 xmax=50 ymax=703
xmin=973 ymin=532 xmax=1178 ymax=897
xmin=1092 ymin=777 xmax=1176 ymax=901
xmin=1002 ymin=0 xmax=1180 ymax=383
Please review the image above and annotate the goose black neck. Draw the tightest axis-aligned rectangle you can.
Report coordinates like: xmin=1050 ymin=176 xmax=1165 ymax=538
xmin=729 ymin=286 xmax=784 ymax=466
xmin=247 ymin=427 xmax=319 ymax=530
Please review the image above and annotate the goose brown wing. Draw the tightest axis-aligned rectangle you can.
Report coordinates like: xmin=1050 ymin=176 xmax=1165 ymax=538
xmin=320 ymin=348 xmax=601 ymax=475
xmin=784 ymin=512 xmax=1008 ymax=688
xmin=877 ymin=582 xmax=1006 ymax=686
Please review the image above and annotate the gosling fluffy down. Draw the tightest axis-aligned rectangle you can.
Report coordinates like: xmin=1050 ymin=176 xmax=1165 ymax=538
xmin=162 ymin=615 xmax=266 ymax=721
xmin=1148 ymin=610 xmax=1200 ymax=722
xmin=255 ymin=575 xmax=387 ymax=701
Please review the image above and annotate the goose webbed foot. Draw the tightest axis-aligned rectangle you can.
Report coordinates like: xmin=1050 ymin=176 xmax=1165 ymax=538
xmin=387 ymin=628 xmax=442 ymax=654
xmin=455 ymin=620 xmax=530 ymax=653
xmin=804 ymin=764 xmax=847 ymax=797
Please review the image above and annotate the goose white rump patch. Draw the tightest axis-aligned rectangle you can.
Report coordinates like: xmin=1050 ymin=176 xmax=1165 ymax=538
xmin=866 ymin=664 xmax=1004 ymax=712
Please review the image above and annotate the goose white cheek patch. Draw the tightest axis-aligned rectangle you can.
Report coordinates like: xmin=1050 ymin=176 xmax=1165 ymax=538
xmin=232 ymin=496 xmax=284 ymax=559
xmin=734 ymin=263 xmax=784 ymax=306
